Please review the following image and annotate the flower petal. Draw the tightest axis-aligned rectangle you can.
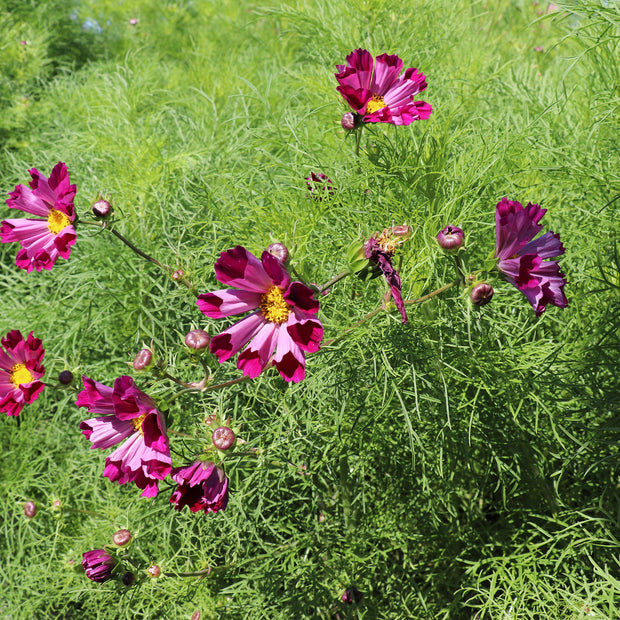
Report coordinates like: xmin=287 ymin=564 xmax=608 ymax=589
xmin=197 ymin=289 xmax=261 ymax=318
xmin=214 ymin=246 xmax=272 ymax=292
xmin=210 ymin=311 xmax=266 ymax=362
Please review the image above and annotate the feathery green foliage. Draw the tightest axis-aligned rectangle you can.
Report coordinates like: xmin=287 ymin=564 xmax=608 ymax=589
xmin=1 ymin=0 xmax=619 ymax=618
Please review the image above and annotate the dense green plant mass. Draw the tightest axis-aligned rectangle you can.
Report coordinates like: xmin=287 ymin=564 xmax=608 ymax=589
xmin=1 ymin=0 xmax=619 ymax=618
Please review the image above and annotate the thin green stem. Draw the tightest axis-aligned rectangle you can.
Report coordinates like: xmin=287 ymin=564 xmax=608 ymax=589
xmin=354 ymin=124 xmax=363 ymax=157
xmin=403 ymin=280 xmax=459 ymax=306
xmin=109 ymin=228 xmax=168 ymax=270
xmin=317 ymin=269 xmax=352 ymax=294
xmin=322 ymin=280 xmax=459 ymax=347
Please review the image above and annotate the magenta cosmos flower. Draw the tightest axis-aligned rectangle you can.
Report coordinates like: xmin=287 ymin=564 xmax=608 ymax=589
xmin=335 ymin=48 xmax=432 ymax=125
xmin=82 ymin=549 xmax=116 ymax=583
xmin=77 ymin=376 xmax=172 ymax=498
xmin=197 ymin=246 xmax=323 ymax=383
xmin=0 ymin=330 xmax=45 ymax=417
xmin=170 ymin=461 xmax=229 ymax=514
xmin=495 ymin=198 xmax=568 ymax=316
xmin=1 ymin=162 xmax=76 ymax=272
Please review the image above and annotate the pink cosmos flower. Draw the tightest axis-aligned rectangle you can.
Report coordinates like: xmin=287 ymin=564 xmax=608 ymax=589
xmin=82 ymin=549 xmax=116 ymax=583
xmin=170 ymin=461 xmax=229 ymax=514
xmin=335 ymin=48 xmax=432 ymax=125
xmin=77 ymin=376 xmax=172 ymax=498
xmin=1 ymin=162 xmax=76 ymax=272
xmin=197 ymin=246 xmax=323 ymax=383
xmin=0 ymin=330 xmax=45 ymax=417
xmin=495 ymin=198 xmax=568 ymax=316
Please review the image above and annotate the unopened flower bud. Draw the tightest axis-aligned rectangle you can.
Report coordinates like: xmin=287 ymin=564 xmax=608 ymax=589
xmin=341 ymin=112 xmax=357 ymax=130
xmin=132 ymin=348 xmax=153 ymax=371
xmin=267 ymin=243 xmax=289 ymax=263
xmin=470 ymin=283 xmax=494 ymax=306
xmin=24 ymin=501 xmax=37 ymax=518
xmin=171 ymin=269 xmax=185 ymax=281
xmin=92 ymin=199 xmax=111 ymax=218
xmin=191 ymin=612 xmax=201 ymax=620
xmin=185 ymin=329 xmax=210 ymax=351
xmin=52 ymin=499 xmax=61 ymax=510
xmin=58 ymin=370 xmax=74 ymax=385
xmin=122 ymin=571 xmax=136 ymax=586
xmin=147 ymin=564 xmax=161 ymax=578
xmin=112 ymin=529 xmax=132 ymax=547
xmin=437 ymin=225 xmax=465 ymax=251
xmin=212 ymin=426 xmax=236 ymax=451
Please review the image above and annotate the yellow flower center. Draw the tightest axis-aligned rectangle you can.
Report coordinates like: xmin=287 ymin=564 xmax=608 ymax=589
xmin=366 ymin=94 xmax=387 ymax=115
xmin=131 ymin=413 xmax=148 ymax=435
xmin=47 ymin=209 xmax=71 ymax=234
xmin=260 ymin=286 xmax=291 ymax=324
xmin=10 ymin=363 xmax=34 ymax=387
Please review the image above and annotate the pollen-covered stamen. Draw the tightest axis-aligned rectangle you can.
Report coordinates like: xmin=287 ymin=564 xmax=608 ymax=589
xmin=10 ymin=363 xmax=34 ymax=387
xmin=366 ymin=94 xmax=387 ymax=115
xmin=260 ymin=286 xmax=292 ymax=324
xmin=131 ymin=413 xmax=148 ymax=435
xmin=47 ymin=209 xmax=71 ymax=234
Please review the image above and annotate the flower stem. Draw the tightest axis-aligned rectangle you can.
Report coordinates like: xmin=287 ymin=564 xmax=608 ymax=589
xmin=403 ymin=280 xmax=459 ymax=306
xmin=317 ymin=269 xmax=352 ymax=294
xmin=354 ymin=124 xmax=363 ymax=157
xmin=322 ymin=280 xmax=459 ymax=347
xmin=108 ymin=227 xmax=167 ymax=270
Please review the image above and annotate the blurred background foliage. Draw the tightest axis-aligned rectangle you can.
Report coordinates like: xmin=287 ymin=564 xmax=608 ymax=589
xmin=0 ymin=0 xmax=619 ymax=618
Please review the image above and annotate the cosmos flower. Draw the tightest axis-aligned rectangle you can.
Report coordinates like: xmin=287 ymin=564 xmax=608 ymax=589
xmin=0 ymin=330 xmax=45 ymax=417
xmin=170 ymin=460 xmax=229 ymax=514
xmin=82 ymin=549 xmax=116 ymax=583
xmin=77 ymin=376 xmax=172 ymax=497
xmin=1 ymin=162 xmax=76 ymax=272
xmin=495 ymin=198 xmax=568 ymax=316
xmin=197 ymin=246 xmax=323 ymax=383
xmin=335 ymin=49 xmax=432 ymax=125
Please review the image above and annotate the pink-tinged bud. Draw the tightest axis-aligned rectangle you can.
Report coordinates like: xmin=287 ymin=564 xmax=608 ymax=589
xmin=24 ymin=501 xmax=37 ymax=518
xmin=212 ymin=426 xmax=236 ymax=451
xmin=92 ymin=199 xmax=111 ymax=218
xmin=52 ymin=499 xmax=61 ymax=509
xmin=341 ymin=112 xmax=357 ymax=130
xmin=147 ymin=564 xmax=161 ymax=578
xmin=437 ymin=225 xmax=465 ymax=251
xmin=342 ymin=587 xmax=363 ymax=604
xmin=391 ymin=225 xmax=412 ymax=239
xmin=129 ymin=17 xmax=139 ymax=25
xmin=112 ymin=529 xmax=132 ymax=547
xmin=132 ymin=348 xmax=153 ymax=371
xmin=470 ymin=283 xmax=494 ymax=306
xmin=267 ymin=243 xmax=289 ymax=263
xmin=185 ymin=329 xmax=210 ymax=350
xmin=58 ymin=370 xmax=74 ymax=385
xmin=122 ymin=572 xmax=136 ymax=586
xmin=171 ymin=269 xmax=185 ymax=281
xmin=191 ymin=612 xmax=201 ymax=620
